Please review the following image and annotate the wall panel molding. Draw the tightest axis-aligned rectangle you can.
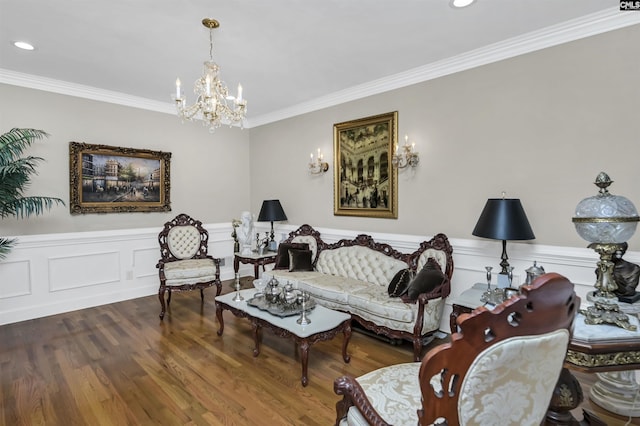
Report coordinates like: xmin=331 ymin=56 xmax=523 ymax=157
xmin=1 ymin=223 xmax=636 ymax=329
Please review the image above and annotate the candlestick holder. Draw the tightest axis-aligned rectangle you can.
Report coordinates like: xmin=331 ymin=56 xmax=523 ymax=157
xmin=232 ymin=272 xmax=244 ymax=302
xmin=296 ymin=291 xmax=311 ymax=325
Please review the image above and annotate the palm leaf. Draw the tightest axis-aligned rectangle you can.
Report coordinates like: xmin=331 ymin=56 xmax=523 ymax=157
xmin=0 ymin=128 xmax=64 ymax=260
xmin=0 ymin=128 xmax=48 ymax=164
xmin=0 ymin=238 xmax=16 ymax=260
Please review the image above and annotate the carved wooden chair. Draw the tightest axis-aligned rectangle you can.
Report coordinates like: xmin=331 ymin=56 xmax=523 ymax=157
xmin=156 ymin=213 xmax=221 ymax=319
xmin=334 ymin=272 xmax=579 ymax=426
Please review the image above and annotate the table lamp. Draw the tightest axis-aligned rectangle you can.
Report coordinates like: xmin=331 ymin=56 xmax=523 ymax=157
xmin=257 ymin=199 xmax=288 ymax=251
xmin=572 ymin=172 xmax=639 ymax=330
xmin=472 ymin=196 xmax=535 ymax=286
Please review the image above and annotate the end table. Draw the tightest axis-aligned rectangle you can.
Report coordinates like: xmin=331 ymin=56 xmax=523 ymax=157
xmin=234 ymin=251 xmax=277 ymax=279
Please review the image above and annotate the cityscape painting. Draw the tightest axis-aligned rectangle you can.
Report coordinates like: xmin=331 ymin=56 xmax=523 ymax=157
xmin=69 ymin=142 xmax=171 ymax=214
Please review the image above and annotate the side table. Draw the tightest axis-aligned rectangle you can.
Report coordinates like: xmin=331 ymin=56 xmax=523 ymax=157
xmin=234 ymin=251 xmax=277 ymax=279
xmin=449 ymin=283 xmax=491 ymax=333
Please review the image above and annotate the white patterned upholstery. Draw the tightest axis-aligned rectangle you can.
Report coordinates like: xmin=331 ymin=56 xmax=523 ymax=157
xmin=346 ymin=363 xmax=421 ymax=426
xmin=272 ymin=226 xmax=453 ymax=361
xmin=156 ymin=213 xmax=221 ymax=320
xmin=335 ymin=273 xmax=578 ymax=426
xmin=458 ymin=329 xmax=569 ymax=426
xmin=163 ymin=258 xmax=217 ymax=286
xmin=315 ymin=246 xmax=407 ymax=286
xmin=167 ymin=225 xmax=201 ymax=259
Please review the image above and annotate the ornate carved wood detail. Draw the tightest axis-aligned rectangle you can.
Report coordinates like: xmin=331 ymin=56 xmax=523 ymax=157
xmin=157 ymin=213 xmax=211 ymax=262
xmin=157 ymin=213 xmax=222 ymax=319
xmin=566 ymin=349 xmax=640 ymax=370
xmin=334 ymin=376 xmax=391 ymax=426
xmin=215 ymin=296 xmax=351 ymax=387
xmin=418 ymin=273 xmax=579 ymax=426
xmin=281 ymin=224 xmax=455 ymax=361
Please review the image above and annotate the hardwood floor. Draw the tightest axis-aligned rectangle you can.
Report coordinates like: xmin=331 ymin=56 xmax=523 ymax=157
xmin=0 ymin=277 xmax=636 ymax=425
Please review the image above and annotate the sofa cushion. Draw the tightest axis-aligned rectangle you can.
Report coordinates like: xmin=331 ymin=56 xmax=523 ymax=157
xmin=406 ymin=257 xmax=448 ymax=300
xmin=348 ymin=286 xmax=415 ymax=323
xmin=346 ymin=363 xmax=421 ymax=426
xmin=300 ymin=275 xmax=370 ymax=304
xmin=274 ymin=242 xmax=309 ymax=269
xmin=387 ymin=268 xmax=413 ymax=297
xmin=163 ymin=258 xmax=217 ymax=286
xmin=289 ymin=249 xmax=314 ymax=272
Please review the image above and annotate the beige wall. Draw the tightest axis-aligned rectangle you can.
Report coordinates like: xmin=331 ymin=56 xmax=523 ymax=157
xmin=0 ymin=84 xmax=250 ymax=236
xmin=2 ymin=25 xmax=639 ymax=252
xmin=249 ymin=24 xmax=640 ymax=251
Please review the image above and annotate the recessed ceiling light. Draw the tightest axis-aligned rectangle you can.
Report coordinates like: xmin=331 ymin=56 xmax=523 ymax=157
xmin=450 ymin=0 xmax=476 ymax=8
xmin=13 ymin=41 xmax=35 ymax=51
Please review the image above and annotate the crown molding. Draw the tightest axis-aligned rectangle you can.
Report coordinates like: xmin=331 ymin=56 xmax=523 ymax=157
xmin=1 ymin=8 xmax=638 ymax=129
xmin=247 ymin=8 xmax=639 ymax=127
xmin=0 ymin=70 xmax=175 ymax=115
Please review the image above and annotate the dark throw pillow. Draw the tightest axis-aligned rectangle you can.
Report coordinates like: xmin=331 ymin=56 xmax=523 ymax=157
xmin=406 ymin=258 xmax=447 ymax=300
xmin=288 ymin=249 xmax=314 ymax=272
xmin=274 ymin=242 xmax=309 ymax=270
xmin=387 ymin=268 xmax=413 ymax=297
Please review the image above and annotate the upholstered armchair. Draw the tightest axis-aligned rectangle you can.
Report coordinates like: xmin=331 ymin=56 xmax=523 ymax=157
xmin=334 ymin=273 xmax=579 ymax=426
xmin=156 ymin=213 xmax=221 ymax=319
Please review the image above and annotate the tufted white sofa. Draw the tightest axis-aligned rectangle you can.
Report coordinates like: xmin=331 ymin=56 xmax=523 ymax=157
xmin=263 ymin=225 xmax=454 ymax=361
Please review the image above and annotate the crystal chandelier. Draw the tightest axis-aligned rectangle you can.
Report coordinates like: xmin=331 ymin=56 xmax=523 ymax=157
xmin=173 ymin=18 xmax=247 ymax=132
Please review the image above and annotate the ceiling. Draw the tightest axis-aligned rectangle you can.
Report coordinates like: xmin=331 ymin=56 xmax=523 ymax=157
xmin=1 ymin=1 xmax=638 ymax=127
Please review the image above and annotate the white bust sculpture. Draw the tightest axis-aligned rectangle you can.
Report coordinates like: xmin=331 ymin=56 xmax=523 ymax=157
xmin=238 ymin=211 xmax=254 ymax=255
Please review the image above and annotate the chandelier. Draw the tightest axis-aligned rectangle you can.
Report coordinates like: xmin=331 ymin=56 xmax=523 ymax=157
xmin=173 ymin=18 xmax=247 ymax=132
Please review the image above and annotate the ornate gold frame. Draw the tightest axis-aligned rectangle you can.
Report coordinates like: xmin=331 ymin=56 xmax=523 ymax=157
xmin=69 ymin=142 xmax=171 ymax=214
xmin=333 ymin=112 xmax=398 ymax=218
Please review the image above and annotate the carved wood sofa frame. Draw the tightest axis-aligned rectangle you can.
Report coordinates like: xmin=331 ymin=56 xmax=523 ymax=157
xmin=279 ymin=224 xmax=454 ymax=361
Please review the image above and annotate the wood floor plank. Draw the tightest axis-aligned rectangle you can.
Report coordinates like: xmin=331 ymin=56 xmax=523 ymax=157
xmin=0 ymin=279 xmax=636 ymax=425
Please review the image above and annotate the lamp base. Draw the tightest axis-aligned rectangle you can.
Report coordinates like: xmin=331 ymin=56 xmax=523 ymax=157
xmin=580 ymin=295 xmax=637 ymax=331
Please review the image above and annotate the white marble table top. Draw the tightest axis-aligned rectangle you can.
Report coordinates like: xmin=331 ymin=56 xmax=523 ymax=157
xmin=216 ymin=289 xmax=350 ymax=338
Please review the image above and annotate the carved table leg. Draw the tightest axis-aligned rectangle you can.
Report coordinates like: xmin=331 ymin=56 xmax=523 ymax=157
xmin=300 ymin=340 xmax=310 ymax=387
xmin=252 ymin=322 xmax=262 ymax=357
xmin=215 ymin=303 xmax=225 ymax=336
xmin=342 ymin=322 xmax=352 ymax=363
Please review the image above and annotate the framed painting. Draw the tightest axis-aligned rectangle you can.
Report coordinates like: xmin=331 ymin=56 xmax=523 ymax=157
xmin=69 ymin=142 xmax=171 ymax=214
xmin=334 ymin=111 xmax=398 ymax=218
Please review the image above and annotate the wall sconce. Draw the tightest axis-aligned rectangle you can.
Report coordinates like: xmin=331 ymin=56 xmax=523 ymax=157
xmin=391 ymin=135 xmax=419 ymax=169
xmin=309 ymin=148 xmax=329 ymax=174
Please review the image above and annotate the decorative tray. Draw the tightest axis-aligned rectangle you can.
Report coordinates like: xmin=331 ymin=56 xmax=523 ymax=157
xmin=246 ymin=295 xmax=316 ymax=318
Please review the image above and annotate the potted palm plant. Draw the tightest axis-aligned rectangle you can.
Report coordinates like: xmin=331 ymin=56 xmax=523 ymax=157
xmin=0 ymin=128 xmax=65 ymax=260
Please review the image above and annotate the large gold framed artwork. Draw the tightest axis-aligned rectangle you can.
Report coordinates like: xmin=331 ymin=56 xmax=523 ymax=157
xmin=69 ymin=142 xmax=171 ymax=214
xmin=334 ymin=112 xmax=398 ymax=218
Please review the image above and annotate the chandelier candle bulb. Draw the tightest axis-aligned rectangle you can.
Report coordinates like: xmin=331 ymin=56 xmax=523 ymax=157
xmin=176 ymin=78 xmax=181 ymax=99
xmin=237 ymin=84 xmax=243 ymax=102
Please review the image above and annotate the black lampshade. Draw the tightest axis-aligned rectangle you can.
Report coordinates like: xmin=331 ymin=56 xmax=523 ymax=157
xmin=473 ymin=198 xmax=535 ymax=241
xmin=257 ymin=200 xmax=287 ymax=222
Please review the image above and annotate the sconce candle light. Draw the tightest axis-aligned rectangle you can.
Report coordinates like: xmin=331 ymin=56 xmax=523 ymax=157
xmin=391 ymin=135 xmax=419 ymax=169
xmin=309 ymin=148 xmax=329 ymax=174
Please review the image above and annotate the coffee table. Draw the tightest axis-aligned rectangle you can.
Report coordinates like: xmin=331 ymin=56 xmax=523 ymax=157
xmin=215 ymin=289 xmax=352 ymax=386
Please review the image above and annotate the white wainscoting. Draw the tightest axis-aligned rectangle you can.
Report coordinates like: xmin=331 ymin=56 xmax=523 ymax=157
xmin=1 ymin=223 xmax=637 ymax=329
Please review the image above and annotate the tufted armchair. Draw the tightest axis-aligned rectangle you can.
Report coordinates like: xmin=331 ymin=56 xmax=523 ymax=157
xmin=334 ymin=273 xmax=579 ymax=426
xmin=156 ymin=213 xmax=221 ymax=319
